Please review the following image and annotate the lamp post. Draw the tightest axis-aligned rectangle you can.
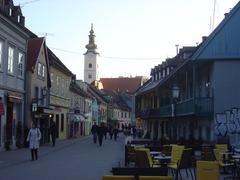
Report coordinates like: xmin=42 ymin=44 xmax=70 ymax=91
xmin=171 ymin=84 xmax=180 ymax=141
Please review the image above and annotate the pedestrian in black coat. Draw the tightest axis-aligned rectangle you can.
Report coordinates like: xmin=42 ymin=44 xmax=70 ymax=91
xmin=97 ymin=123 xmax=105 ymax=146
xmin=91 ymin=122 xmax=98 ymax=144
xmin=113 ymin=127 xmax=118 ymax=141
xmin=50 ymin=121 xmax=57 ymax=147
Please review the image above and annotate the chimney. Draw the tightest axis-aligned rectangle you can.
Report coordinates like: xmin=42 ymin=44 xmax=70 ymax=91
xmin=202 ymin=36 xmax=207 ymax=42
xmin=224 ymin=13 xmax=229 ymax=18
xmin=19 ymin=15 xmax=25 ymax=26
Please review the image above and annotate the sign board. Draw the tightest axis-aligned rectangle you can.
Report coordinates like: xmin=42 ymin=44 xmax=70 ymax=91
xmin=32 ymin=103 xmax=38 ymax=112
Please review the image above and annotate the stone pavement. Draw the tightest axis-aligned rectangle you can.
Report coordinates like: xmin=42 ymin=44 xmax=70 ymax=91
xmin=0 ymin=136 xmax=89 ymax=170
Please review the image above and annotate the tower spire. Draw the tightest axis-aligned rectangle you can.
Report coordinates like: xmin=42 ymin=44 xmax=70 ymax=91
xmin=85 ymin=23 xmax=98 ymax=54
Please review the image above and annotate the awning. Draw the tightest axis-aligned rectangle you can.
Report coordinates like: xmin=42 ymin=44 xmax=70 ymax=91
xmin=72 ymin=114 xmax=86 ymax=122
xmin=0 ymin=99 xmax=4 ymax=115
xmin=8 ymin=92 xmax=22 ymax=103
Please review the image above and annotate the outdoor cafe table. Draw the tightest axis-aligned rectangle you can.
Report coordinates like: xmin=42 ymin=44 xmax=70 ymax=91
xmin=232 ymin=154 xmax=240 ymax=160
xmin=150 ymin=151 xmax=162 ymax=156
xmin=154 ymin=155 xmax=171 ymax=167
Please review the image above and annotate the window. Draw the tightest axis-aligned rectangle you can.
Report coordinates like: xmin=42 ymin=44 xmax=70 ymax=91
xmin=56 ymin=76 xmax=59 ymax=95
xmin=0 ymin=41 xmax=2 ymax=69
xmin=89 ymin=63 xmax=92 ymax=68
xmin=17 ymin=15 xmax=20 ymax=22
xmin=9 ymin=8 xmax=12 ymax=16
xmin=61 ymin=114 xmax=64 ymax=132
xmin=61 ymin=79 xmax=65 ymax=96
xmin=166 ymin=67 xmax=170 ymax=75
xmin=162 ymin=69 xmax=165 ymax=77
xmin=50 ymin=73 xmax=54 ymax=92
xmin=42 ymin=65 xmax=45 ymax=78
xmin=88 ymin=74 xmax=92 ymax=79
xmin=18 ymin=52 xmax=24 ymax=76
xmin=37 ymin=63 xmax=42 ymax=76
xmin=8 ymin=46 xmax=14 ymax=73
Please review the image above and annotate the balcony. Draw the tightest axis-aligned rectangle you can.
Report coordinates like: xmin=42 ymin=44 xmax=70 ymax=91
xmin=135 ymin=97 xmax=213 ymax=119
xmin=135 ymin=108 xmax=161 ymax=119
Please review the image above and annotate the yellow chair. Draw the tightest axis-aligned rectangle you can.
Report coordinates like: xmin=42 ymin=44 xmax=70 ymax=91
xmin=102 ymin=175 xmax=135 ymax=180
xmin=213 ymin=148 xmax=233 ymax=172
xmin=215 ymin=144 xmax=228 ymax=152
xmin=139 ymin=176 xmax=173 ymax=180
xmin=135 ymin=148 xmax=160 ymax=168
xmin=168 ymin=145 xmax=184 ymax=166
xmin=196 ymin=161 xmax=220 ymax=180
xmin=168 ymin=148 xmax=194 ymax=180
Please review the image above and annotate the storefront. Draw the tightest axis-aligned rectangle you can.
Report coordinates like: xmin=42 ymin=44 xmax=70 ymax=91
xmin=32 ymin=105 xmax=53 ymax=145
xmin=69 ymin=113 xmax=86 ymax=137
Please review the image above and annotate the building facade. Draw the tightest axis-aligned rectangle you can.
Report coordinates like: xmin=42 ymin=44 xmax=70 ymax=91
xmin=48 ymin=49 xmax=72 ymax=140
xmin=26 ymin=37 xmax=51 ymax=145
xmin=0 ymin=0 xmax=35 ymax=150
xmin=69 ymin=79 xmax=87 ymax=138
xmin=136 ymin=2 xmax=240 ymax=146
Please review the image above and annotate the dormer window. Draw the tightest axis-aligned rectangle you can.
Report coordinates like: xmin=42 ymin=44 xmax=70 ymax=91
xmin=17 ymin=15 xmax=20 ymax=23
xmin=166 ymin=67 xmax=170 ymax=75
xmin=9 ymin=8 xmax=12 ymax=16
xmin=162 ymin=69 xmax=165 ymax=78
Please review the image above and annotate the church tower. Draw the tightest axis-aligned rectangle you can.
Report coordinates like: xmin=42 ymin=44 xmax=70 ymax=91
xmin=84 ymin=24 xmax=99 ymax=84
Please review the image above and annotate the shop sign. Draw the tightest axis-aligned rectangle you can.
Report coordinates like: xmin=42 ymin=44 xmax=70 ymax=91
xmin=32 ymin=103 xmax=38 ymax=112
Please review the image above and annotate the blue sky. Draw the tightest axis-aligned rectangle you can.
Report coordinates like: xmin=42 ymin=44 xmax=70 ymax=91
xmin=15 ymin=0 xmax=240 ymax=80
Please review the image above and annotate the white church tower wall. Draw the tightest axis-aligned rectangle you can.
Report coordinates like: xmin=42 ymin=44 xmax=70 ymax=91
xmin=84 ymin=24 xmax=99 ymax=84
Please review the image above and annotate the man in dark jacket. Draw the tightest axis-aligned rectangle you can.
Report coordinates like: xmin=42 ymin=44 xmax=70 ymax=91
xmin=50 ymin=121 xmax=57 ymax=147
xmin=91 ymin=122 xmax=98 ymax=144
xmin=97 ymin=123 xmax=105 ymax=146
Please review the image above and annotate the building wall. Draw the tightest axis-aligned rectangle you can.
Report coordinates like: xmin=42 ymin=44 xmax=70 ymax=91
xmin=212 ymin=60 xmax=240 ymax=144
xmin=84 ymin=98 xmax=92 ymax=135
xmin=0 ymin=13 xmax=29 ymax=150
xmin=26 ymin=44 xmax=49 ymax=127
xmin=84 ymin=52 xmax=98 ymax=84
xmin=49 ymin=66 xmax=71 ymax=140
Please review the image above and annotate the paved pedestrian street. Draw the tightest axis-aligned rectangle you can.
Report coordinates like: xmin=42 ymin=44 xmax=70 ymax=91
xmin=0 ymin=135 xmax=125 ymax=180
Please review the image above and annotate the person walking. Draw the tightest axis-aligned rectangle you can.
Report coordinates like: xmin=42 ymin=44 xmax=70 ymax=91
xmin=113 ymin=126 xmax=118 ymax=141
xmin=108 ymin=124 xmax=113 ymax=140
xmin=91 ymin=122 xmax=98 ymax=144
xmin=50 ymin=121 xmax=57 ymax=147
xmin=26 ymin=122 xmax=41 ymax=161
xmin=97 ymin=123 xmax=105 ymax=146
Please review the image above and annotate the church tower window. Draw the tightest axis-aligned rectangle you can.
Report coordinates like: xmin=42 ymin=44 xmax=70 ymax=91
xmin=89 ymin=63 xmax=92 ymax=68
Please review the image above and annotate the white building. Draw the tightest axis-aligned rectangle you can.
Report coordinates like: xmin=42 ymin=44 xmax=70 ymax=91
xmin=84 ymin=24 xmax=99 ymax=84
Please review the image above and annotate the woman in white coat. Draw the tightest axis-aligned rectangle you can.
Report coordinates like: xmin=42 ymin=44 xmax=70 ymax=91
xmin=27 ymin=122 xmax=41 ymax=161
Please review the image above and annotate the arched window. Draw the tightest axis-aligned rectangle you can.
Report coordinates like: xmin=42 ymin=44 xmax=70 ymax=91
xmin=89 ymin=63 xmax=92 ymax=68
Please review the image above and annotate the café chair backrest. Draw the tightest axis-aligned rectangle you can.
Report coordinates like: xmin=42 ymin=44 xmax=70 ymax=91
xmin=215 ymin=144 xmax=228 ymax=152
xmin=102 ymin=175 xmax=135 ymax=180
xmin=196 ymin=161 xmax=220 ymax=180
xmin=135 ymin=148 xmax=153 ymax=168
xmin=139 ymin=176 xmax=173 ymax=180
xmin=170 ymin=145 xmax=184 ymax=164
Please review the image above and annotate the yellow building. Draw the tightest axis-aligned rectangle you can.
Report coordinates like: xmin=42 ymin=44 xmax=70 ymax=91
xmin=48 ymin=49 xmax=73 ymax=140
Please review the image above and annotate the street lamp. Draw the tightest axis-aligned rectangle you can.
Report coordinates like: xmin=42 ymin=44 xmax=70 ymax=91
xmin=172 ymin=84 xmax=180 ymax=100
